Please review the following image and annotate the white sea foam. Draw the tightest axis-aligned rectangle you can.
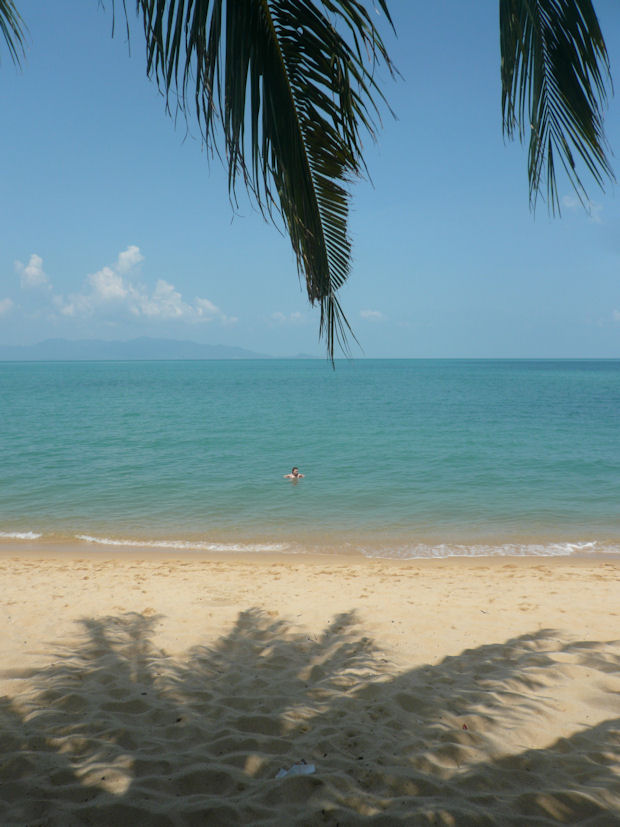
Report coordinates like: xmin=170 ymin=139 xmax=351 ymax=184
xmin=76 ymin=534 xmax=289 ymax=553
xmin=359 ymin=540 xmax=617 ymax=560
xmin=1 ymin=529 xmax=615 ymax=559
xmin=0 ymin=531 xmax=43 ymax=540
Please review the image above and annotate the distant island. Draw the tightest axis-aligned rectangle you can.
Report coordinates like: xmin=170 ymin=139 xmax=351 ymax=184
xmin=0 ymin=338 xmax=276 ymax=361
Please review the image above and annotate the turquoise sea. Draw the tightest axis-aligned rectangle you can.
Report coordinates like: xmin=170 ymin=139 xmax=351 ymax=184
xmin=1 ymin=359 xmax=619 ymax=558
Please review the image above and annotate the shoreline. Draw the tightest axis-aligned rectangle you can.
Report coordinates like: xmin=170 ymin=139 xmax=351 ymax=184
xmin=1 ymin=544 xmax=620 ymax=564
xmin=2 ymin=533 xmax=620 ymax=563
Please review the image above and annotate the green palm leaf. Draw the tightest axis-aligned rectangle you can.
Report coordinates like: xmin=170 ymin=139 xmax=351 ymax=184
xmin=0 ymin=0 xmax=25 ymax=64
xmin=500 ymin=0 xmax=613 ymax=213
xmin=134 ymin=0 xmax=395 ymax=359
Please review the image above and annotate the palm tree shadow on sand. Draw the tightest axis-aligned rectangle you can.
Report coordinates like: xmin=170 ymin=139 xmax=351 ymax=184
xmin=1 ymin=609 xmax=619 ymax=825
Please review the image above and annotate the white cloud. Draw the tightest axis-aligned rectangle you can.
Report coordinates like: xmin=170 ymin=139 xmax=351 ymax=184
xmin=129 ymin=280 xmax=236 ymax=323
xmin=562 ymin=195 xmax=580 ymax=210
xmin=613 ymin=309 xmax=620 ymax=323
xmin=587 ymin=203 xmax=603 ymax=223
xmin=136 ymin=279 xmax=187 ymax=318
xmin=116 ymin=245 xmax=144 ymax=274
xmin=0 ymin=298 xmax=14 ymax=316
xmin=271 ymin=311 xmax=304 ymax=324
xmin=196 ymin=297 xmax=238 ymax=324
xmin=15 ymin=254 xmax=50 ymax=288
xmin=89 ymin=266 xmax=129 ymax=301
xmin=360 ymin=309 xmax=386 ymax=321
xmin=561 ymin=195 xmax=603 ymax=223
xmin=197 ymin=297 xmax=221 ymax=317
xmin=55 ymin=246 xmax=235 ymax=325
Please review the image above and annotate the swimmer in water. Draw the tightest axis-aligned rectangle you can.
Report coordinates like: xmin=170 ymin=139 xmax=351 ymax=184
xmin=283 ymin=466 xmax=304 ymax=479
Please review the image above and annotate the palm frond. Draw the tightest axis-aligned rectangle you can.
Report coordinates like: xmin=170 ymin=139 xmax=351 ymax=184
xmin=500 ymin=0 xmax=613 ymax=214
xmin=0 ymin=0 xmax=26 ymax=64
xmin=131 ymin=0 xmax=394 ymax=360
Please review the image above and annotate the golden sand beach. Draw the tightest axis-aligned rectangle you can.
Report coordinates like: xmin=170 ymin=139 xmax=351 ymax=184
xmin=1 ymin=549 xmax=619 ymax=825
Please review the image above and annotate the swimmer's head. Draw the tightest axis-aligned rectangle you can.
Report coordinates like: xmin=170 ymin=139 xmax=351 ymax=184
xmin=291 ymin=467 xmax=299 ymax=476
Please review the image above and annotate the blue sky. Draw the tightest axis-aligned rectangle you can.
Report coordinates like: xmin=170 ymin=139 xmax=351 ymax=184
xmin=1 ymin=0 xmax=620 ymax=357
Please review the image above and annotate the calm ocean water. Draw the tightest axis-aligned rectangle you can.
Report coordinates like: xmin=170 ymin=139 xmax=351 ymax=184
xmin=1 ymin=359 xmax=619 ymax=558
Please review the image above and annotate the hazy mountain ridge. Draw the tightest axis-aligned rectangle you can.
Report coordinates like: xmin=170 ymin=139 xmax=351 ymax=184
xmin=0 ymin=338 xmax=273 ymax=361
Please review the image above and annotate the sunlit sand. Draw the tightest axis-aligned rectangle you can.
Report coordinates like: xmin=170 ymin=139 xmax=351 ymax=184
xmin=1 ymin=550 xmax=619 ymax=824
